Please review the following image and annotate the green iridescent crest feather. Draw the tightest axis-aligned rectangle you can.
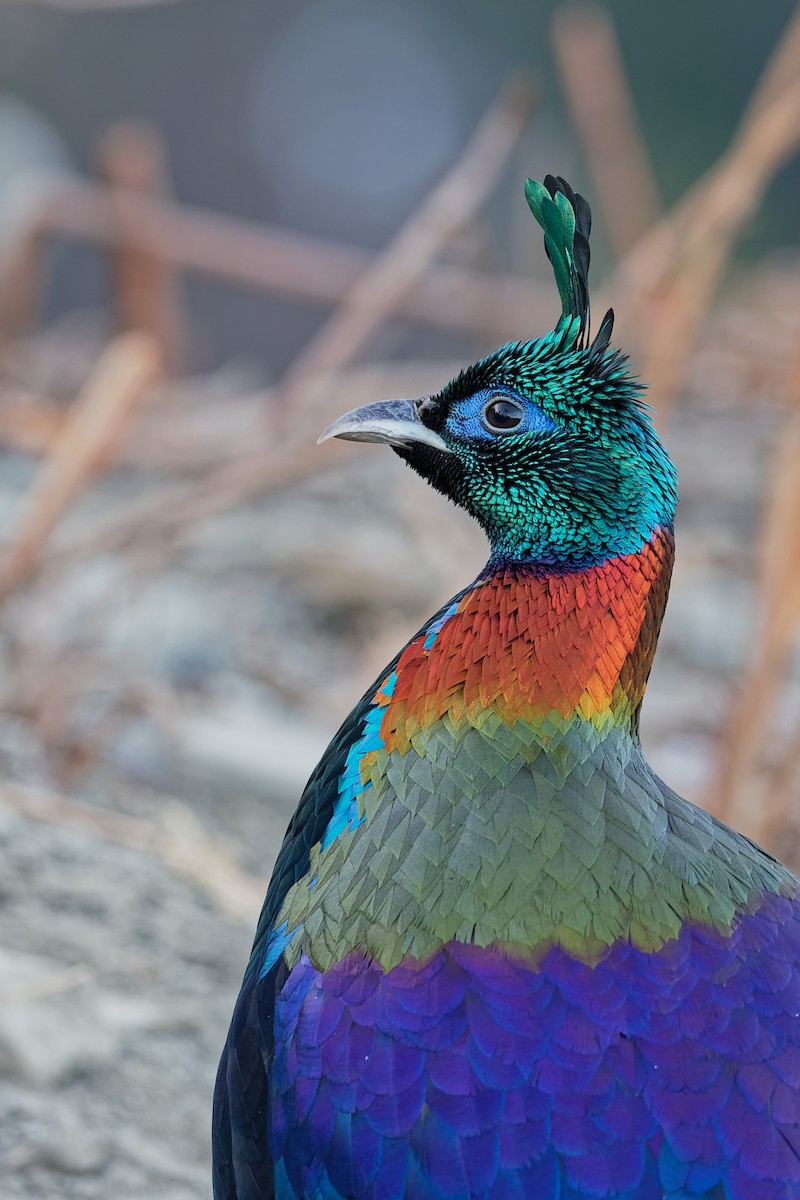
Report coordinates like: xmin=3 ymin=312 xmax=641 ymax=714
xmin=525 ymin=174 xmax=592 ymax=344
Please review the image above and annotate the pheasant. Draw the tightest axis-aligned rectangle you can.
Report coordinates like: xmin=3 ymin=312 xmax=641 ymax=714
xmin=213 ymin=175 xmax=800 ymax=1199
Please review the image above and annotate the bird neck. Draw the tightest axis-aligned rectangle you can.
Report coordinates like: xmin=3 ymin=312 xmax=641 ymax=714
xmin=381 ymin=526 xmax=674 ymax=753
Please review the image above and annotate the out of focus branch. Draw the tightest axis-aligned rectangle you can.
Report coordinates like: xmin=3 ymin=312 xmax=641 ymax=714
xmin=606 ymin=74 xmax=800 ymax=417
xmin=96 ymin=121 xmax=185 ymax=372
xmin=746 ymin=2 xmax=800 ymax=117
xmin=0 ymin=392 xmax=64 ymax=454
xmin=0 ymin=333 xmax=161 ymax=600
xmin=552 ymin=3 xmax=660 ymax=257
xmin=609 ymin=4 xmax=800 ymax=318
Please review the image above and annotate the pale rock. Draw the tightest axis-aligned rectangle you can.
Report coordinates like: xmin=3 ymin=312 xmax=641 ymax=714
xmin=0 ymin=948 xmax=113 ymax=1088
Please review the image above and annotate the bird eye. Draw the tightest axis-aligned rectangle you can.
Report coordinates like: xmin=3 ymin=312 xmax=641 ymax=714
xmin=482 ymin=397 xmax=524 ymax=433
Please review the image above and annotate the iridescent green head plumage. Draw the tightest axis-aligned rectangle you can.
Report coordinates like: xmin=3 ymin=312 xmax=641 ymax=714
xmin=321 ymin=174 xmax=678 ymax=569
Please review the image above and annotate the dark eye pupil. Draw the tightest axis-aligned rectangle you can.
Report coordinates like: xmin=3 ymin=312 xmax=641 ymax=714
xmin=484 ymin=398 xmax=523 ymax=431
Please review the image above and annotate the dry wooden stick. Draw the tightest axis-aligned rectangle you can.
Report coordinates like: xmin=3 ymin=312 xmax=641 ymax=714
xmin=0 ymin=180 xmax=553 ymax=345
xmin=0 ymin=965 xmax=90 ymax=1006
xmin=608 ymin=75 xmax=800 ymax=419
xmin=763 ymin=734 xmax=800 ymax=844
xmin=709 ymin=343 xmax=800 ymax=833
xmin=0 ymin=333 xmax=161 ymax=600
xmin=746 ymin=3 xmax=800 ymax=118
xmin=551 ymin=3 xmax=660 ymax=258
xmin=0 ymin=180 xmax=54 ymax=348
xmin=608 ymin=5 xmax=800 ymax=323
xmin=602 ymin=7 xmax=800 ymax=418
xmin=96 ymin=121 xmax=185 ymax=372
xmin=0 ymin=782 xmax=264 ymax=926
xmin=0 ymin=391 xmax=64 ymax=454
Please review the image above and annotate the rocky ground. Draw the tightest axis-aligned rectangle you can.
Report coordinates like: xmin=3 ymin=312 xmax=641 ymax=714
xmin=1 ymin=270 xmax=799 ymax=1198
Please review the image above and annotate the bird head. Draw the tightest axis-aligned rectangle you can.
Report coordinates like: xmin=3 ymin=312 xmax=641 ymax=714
xmin=320 ymin=175 xmax=677 ymax=570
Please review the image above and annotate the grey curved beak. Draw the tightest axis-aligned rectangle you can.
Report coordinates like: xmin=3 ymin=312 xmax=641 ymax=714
xmin=318 ymin=398 xmax=452 ymax=454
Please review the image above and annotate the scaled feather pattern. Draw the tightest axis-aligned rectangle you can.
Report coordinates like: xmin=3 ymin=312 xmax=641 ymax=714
xmin=213 ymin=175 xmax=800 ymax=1199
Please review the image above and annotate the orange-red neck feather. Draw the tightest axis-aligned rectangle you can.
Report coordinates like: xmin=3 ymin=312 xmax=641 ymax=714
xmin=381 ymin=529 xmax=674 ymax=754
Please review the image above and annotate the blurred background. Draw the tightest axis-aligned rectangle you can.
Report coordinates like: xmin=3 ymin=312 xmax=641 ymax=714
xmin=0 ymin=0 xmax=799 ymax=1195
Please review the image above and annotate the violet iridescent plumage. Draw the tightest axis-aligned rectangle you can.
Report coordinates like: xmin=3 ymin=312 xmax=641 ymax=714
xmin=213 ymin=175 xmax=800 ymax=1199
xmin=271 ymin=899 xmax=800 ymax=1200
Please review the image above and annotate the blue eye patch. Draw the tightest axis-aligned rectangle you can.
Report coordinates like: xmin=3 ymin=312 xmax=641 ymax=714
xmin=445 ymin=386 xmax=556 ymax=442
